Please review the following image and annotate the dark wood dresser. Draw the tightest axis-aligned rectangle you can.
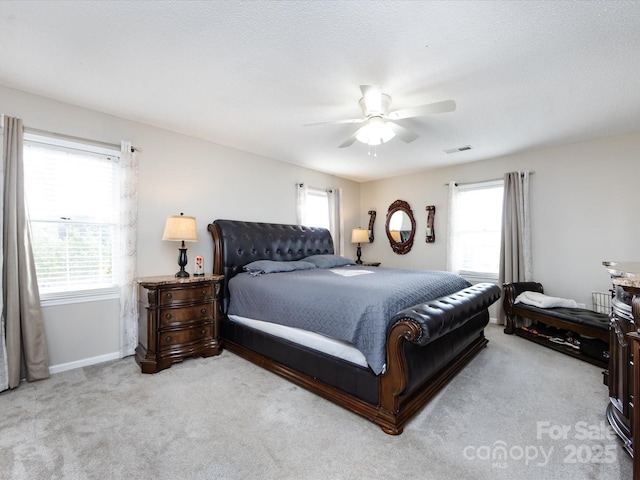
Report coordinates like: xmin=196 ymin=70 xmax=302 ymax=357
xmin=135 ymin=274 xmax=224 ymax=373
xmin=604 ymin=262 xmax=640 ymax=480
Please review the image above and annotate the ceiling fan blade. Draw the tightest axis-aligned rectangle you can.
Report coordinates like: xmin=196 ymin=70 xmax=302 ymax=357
xmin=387 ymin=121 xmax=420 ymax=143
xmin=338 ymin=132 xmax=359 ymax=148
xmin=360 ymin=85 xmax=382 ymax=114
xmin=303 ymin=118 xmax=364 ymax=127
xmin=387 ymin=99 xmax=456 ymax=120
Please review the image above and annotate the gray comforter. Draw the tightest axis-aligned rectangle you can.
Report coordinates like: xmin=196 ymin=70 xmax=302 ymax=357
xmin=227 ymin=266 xmax=471 ymax=375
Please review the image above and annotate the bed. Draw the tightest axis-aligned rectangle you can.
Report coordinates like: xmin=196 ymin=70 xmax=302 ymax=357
xmin=208 ymin=219 xmax=500 ymax=434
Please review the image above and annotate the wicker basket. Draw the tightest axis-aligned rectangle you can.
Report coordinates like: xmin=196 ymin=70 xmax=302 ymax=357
xmin=592 ymin=291 xmax=612 ymax=314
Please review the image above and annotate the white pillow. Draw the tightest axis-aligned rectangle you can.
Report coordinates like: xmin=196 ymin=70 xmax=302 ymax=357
xmin=514 ymin=291 xmax=578 ymax=309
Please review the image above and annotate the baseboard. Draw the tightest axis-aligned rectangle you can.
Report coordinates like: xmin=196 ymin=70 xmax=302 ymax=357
xmin=49 ymin=351 xmax=121 ymax=375
xmin=489 ymin=317 xmax=499 ymax=324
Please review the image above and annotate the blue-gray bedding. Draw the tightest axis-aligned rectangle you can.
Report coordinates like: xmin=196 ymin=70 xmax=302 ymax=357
xmin=227 ymin=266 xmax=471 ymax=375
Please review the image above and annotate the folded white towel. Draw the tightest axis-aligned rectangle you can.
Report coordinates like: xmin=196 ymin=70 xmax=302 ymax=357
xmin=514 ymin=291 xmax=578 ymax=309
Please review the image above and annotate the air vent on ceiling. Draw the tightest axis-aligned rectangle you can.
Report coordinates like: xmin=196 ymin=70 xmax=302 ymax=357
xmin=444 ymin=145 xmax=473 ymax=154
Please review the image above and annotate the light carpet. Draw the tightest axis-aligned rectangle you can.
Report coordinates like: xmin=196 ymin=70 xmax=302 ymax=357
xmin=0 ymin=324 xmax=632 ymax=479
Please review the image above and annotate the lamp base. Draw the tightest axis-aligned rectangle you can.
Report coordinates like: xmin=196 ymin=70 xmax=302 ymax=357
xmin=175 ymin=245 xmax=190 ymax=278
xmin=355 ymin=245 xmax=363 ymax=264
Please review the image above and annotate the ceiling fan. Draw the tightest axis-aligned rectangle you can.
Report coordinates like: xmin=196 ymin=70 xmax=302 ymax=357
xmin=304 ymin=85 xmax=456 ymax=148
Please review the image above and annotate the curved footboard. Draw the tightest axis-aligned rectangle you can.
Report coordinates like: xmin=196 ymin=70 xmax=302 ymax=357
xmin=378 ymin=283 xmax=501 ymax=434
xmin=392 ymin=283 xmax=501 ymax=346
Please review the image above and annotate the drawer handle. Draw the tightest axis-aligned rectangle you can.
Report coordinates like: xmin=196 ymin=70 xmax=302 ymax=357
xmin=166 ymin=336 xmax=172 ymax=343
xmin=166 ymin=293 xmax=173 ymax=299
xmin=202 ymin=289 xmax=207 ymax=296
xmin=166 ymin=313 xmax=172 ymax=320
xmin=201 ymin=329 xmax=206 ymax=335
xmin=200 ymin=308 xmax=207 ymax=315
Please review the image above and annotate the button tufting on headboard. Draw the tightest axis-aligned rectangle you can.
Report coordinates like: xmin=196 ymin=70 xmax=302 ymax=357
xmin=208 ymin=219 xmax=335 ymax=312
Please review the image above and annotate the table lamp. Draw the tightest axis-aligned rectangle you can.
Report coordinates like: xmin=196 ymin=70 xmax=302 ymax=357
xmin=351 ymin=228 xmax=370 ymax=265
xmin=162 ymin=213 xmax=198 ymax=277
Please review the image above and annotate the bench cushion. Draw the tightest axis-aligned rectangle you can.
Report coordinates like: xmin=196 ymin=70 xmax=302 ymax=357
xmin=514 ymin=304 xmax=609 ymax=331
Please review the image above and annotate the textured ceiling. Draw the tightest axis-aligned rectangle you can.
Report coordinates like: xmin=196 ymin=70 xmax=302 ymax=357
xmin=1 ymin=1 xmax=639 ymax=182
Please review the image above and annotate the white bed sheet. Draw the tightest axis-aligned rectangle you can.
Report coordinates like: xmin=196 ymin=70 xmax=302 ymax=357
xmin=227 ymin=314 xmax=369 ymax=368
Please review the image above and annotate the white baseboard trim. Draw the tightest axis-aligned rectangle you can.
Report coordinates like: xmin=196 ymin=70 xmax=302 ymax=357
xmin=49 ymin=351 xmax=121 ymax=375
xmin=489 ymin=317 xmax=498 ymax=324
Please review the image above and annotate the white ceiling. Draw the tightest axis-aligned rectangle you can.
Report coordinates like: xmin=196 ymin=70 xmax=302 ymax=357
xmin=1 ymin=1 xmax=639 ymax=183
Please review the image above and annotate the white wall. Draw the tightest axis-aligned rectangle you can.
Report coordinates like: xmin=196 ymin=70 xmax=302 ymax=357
xmin=360 ymin=131 xmax=640 ymax=309
xmin=0 ymin=85 xmax=362 ymax=370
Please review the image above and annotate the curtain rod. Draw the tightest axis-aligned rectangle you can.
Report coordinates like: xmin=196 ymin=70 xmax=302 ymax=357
xmin=24 ymin=126 xmax=136 ymax=152
xmin=444 ymin=171 xmax=534 ymax=187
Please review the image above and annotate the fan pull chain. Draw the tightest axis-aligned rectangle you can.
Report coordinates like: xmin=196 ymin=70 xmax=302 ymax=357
xmin=367 ymin=145 xmax=378 ymax=157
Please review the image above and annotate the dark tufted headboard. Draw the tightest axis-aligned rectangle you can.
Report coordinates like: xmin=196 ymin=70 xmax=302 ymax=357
xmin=207 ymin=219 xmax=334 ymax=311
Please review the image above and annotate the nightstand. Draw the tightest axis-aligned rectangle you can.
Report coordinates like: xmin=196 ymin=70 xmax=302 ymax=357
xmin=135 ymin=274 xmax=224 ymax=373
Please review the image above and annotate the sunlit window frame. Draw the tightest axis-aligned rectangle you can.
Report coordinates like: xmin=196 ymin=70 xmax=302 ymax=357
xmin=452 ymin=179 xmax=504 ymax=281
xmin=23 ymin=132 xmax=121 ymax=306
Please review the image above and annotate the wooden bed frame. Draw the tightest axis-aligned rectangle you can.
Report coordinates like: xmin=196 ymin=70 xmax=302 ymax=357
xmin=208 ymin=219 xmax=500 ymax=434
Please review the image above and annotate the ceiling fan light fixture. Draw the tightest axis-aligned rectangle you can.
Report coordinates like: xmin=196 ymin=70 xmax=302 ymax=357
xmin=359 ymin=92 xmax=392 ymax=116
xmin=304 ymin=85 xmax=455 ymax=150
xmin=355 ymin=117 xmax=396 ymax=146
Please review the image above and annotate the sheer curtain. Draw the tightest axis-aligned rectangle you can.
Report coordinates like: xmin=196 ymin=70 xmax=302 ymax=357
xmin=327 ymin=188 xmax=343 ymax=255
xmin=498 ymin=170 xmax=532 ymax=325
xmin=119 ymin=141 xmax=138 ymax=357
xmin=445 ymin=181 xmax=459 ymax=272
xmin=295 ymin=183 xmax=308 ymax=226
xmin=1 ymin=115 xmax=49 ymax=391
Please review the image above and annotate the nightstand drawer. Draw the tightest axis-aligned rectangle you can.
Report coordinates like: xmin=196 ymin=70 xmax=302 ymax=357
xmin=160 ymin=323 xmax=212 ymax=351
xmin=159 ymin=304 xmax=213 ymax=327
xmin=159 ymin=284 xmax=213 ymax=306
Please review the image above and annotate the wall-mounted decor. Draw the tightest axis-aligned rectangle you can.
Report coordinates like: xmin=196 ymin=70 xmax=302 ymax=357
xmin=385 ymin=199 xmax=416 ymax=255
xmin=425 ymin=206 xmax=435 ymax=243
xmin=367 ymin=209 xmax=376 ymax=243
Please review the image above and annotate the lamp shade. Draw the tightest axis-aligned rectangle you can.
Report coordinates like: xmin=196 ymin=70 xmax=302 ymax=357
xmin=351 ymin=228 xmax=370 ymax=244
xmin=162 ymin=213 xmax=198 ymax=242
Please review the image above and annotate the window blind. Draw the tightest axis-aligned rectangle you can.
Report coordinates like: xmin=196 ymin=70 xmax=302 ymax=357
xmin=23 ymin=138 xmax=120 ymax=294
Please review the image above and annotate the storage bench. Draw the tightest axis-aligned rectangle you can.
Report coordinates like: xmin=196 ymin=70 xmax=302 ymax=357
xmin=503 ymin=282 xmax=610 ymax=369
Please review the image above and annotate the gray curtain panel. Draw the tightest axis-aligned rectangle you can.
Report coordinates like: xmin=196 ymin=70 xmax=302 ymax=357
xmin=497 ymin=170 xmax=532 ymax=325
xmin=0 ymin=119 xmax=6 ymax=391
xmin=2 ymin=115 xmax=49 ymax=390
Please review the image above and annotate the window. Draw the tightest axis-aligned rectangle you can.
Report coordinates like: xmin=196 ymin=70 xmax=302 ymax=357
xmin=449 ymin=180 xmax=504 ymax=279
xmin=296 ymin=183 xmax=342 ymax=255
xmin=304 ymin=187 xmax=330 ymax=229
xmin=23 ymin=134 xmax=121 ymax=302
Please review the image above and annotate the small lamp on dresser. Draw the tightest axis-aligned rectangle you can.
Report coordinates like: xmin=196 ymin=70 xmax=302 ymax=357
xmin=390 ymin=230 xmax=402 ymax=243
xmin=351 ymin=228 xmax=370 ymax=265
xmin=162 ymin=213 xmax=198 ymax=277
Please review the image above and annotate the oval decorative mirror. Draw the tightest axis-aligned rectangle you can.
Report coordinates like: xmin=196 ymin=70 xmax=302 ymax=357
xmin=385 ymin=199 xmax=416 ymax=255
